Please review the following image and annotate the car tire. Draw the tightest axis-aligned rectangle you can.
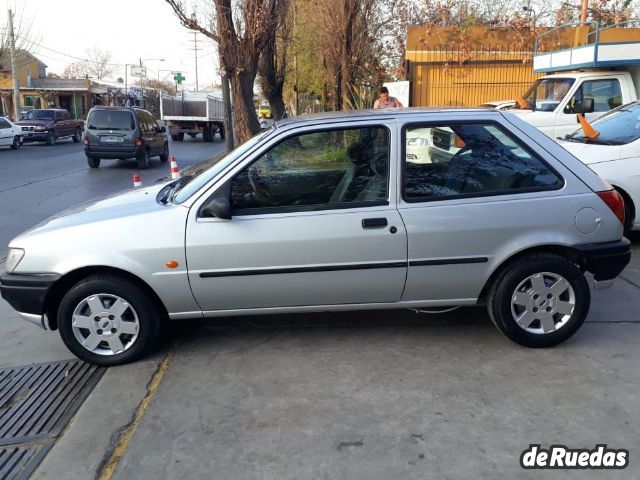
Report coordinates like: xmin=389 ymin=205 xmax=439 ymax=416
xmin=176 ymin=133 xmax=184 ymax=142
xmin=219 ymin=126 xmax=225 ymax=140
xmin=10 ymin=136 xmax=21 ymax=150
xmin=57 ymin=274 xmax=162 ymax=366
xmin=618 ymin=190 xmax=635 ymax=234
xmin=159 ymin=143 xmax=169 ymax=162
xmin=171 ymin=134 xmax=179 ymax=141
xmin=487 ymin=253 xmax=590 ymax=348
xmin=46 ymin=130 xmax=57 ymax=146
xmin=137 ymin=148 xmax=150 ymax=169
xmin=87 ymin=156 xmax=100 ymax=168
xmin=72 ymin=128 xmax=81 ymax=143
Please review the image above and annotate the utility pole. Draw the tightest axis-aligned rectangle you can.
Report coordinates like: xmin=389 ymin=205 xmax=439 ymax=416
xmin=188 ymin=33 xmax=200 ymax=91
xmin=8 ymin=9 xmax=20 ymax=121
xmin=193 ymin=32 xmax=199 ymax=90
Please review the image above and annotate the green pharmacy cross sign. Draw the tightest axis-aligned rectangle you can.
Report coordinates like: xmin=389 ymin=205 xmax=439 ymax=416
xmin=174 ymin=72 xmax=185 ymax=84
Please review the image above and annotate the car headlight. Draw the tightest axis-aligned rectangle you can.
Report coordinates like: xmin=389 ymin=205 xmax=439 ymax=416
xmin=6 ymin=248 xmax=25 ymax=272
xmin=35 ymin=126 xmax=46 ymax=132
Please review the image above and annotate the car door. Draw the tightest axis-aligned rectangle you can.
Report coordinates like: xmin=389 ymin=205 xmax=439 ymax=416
xmin=148 ymin=113 xmax=163 ymax=154
xmin=185 ymin=122 xmax=408 ymax=312
xmin=554 ymin=78 xmax=623 ymax=138
xmin=399 ymin=115 xmax=570 ymax=303
xmin=0 ymin=118 xmax=13 ymax=145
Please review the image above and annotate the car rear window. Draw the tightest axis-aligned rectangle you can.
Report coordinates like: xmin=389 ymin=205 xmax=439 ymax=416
xmin=87 ymin=111 xmax=135 ymax=130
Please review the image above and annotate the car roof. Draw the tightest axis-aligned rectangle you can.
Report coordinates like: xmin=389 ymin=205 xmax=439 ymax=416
xmin=275 ymin=107 xmax=500 ymax=128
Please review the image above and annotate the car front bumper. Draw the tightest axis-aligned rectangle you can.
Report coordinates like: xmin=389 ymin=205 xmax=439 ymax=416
xmin=0 ymin=272 xmax=60 ymax=329
xmin=21 ymin=132 xmax=49 ymax=142
xmin=575 ymin=239 xmax=631 ymax=281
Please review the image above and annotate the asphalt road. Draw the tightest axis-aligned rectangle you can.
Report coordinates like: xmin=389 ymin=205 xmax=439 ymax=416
xmin=0 ymin=136 xmax=226 ymax=259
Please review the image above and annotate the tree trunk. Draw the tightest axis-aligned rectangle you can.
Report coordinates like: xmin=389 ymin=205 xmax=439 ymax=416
xmin=229 ymin=68 xmax=261 ymax=144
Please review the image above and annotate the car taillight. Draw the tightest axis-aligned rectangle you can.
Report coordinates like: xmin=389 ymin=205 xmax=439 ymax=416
xmin=597 ymin=189 xmax=625 ymax=225
xmin=83 ymin=135 xmax=89 ymax=146
xmin=135 ymin=136 xmax=142 ymax=146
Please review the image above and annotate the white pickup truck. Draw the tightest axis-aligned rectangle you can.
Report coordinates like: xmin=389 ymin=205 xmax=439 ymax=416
xmin=500 ymin=22 xmax=640 ymax=138
xmin=509 ymin=69 xmax=639 ymax=138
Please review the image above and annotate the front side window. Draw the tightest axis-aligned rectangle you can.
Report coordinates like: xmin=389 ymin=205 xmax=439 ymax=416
xmin=565 ymin=79 xmax=622 ymax=114
xmin=0 ymin=118 xmax=10 ymax=129
xmin=230 ymin=126 xmax=389 ymax=212
xmin=566 ymin=102 xmax=640 ymax=145
xmin=403 ymin=122 xmax=561 ymax=202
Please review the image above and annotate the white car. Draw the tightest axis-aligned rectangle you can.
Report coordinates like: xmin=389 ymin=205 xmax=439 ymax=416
xmin=479 ymin=100 xmax=515 ymax=111
xmin=0 ymin=116 xmax=24 ymax=149
xmin=559 ymin=102 xmax=640 ymax=232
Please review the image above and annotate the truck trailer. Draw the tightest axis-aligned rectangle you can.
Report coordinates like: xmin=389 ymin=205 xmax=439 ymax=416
xmin=160 ymin=90 xmax=225 ymax=142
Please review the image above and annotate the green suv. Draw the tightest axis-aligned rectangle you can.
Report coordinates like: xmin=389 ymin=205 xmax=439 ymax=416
xmin=84 ymin=106 xmax=169 ymax=169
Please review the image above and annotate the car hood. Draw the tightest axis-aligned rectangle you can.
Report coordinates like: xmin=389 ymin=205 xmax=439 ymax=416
xmin=15 ymin=120 xmax=51 ymax=127
xmin=557 ymin=140 xmax=622 ymax=165
xmin=13 ymin=182 xmax=174 ymax=241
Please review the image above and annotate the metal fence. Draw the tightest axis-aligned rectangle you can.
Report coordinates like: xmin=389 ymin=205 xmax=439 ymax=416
xmin=407 ymin=44 xmax=542 ymax=107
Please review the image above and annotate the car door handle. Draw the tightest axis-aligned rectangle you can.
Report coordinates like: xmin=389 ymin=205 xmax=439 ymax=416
xmin=362 ymin=217 xmax=388 ymax=229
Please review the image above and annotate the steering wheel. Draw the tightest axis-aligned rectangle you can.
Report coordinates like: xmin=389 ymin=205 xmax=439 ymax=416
xmin=248 ymin=165 xmax=272 ymax=204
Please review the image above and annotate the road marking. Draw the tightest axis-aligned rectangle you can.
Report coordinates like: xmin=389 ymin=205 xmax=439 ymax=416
xmin=97 ymin=349 xmax=174 ymax=480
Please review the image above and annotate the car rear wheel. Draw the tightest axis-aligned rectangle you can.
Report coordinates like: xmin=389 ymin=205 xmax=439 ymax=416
xmin=87 ymin=156 xmax=100 ymax=168
xmin=137 ymin=148 xmax=150 ymax=169
xmin=46 ymin=130 xmax=57 ymax=146
xmin=487 ymin=253 xmax=590 ymax=348
xmin=159 ymin=143 xmax=169 ymax=162
xmin=10 ymin=136 xmax=21 ymax=150
xmin=72 ymin=128 xmax=81 ymax=143
xmin=58 ymin=274 xmax=161 ymax=366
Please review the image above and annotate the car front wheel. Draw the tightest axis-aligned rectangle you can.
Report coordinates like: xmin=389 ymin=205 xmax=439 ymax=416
xmin=487 ymin=253 xmax=590 ymax=348
xmin=57 ymin=274 xmax=161 ymax=366
xmin=10 ymin=136 xmax=21 ymax=150
xmin=46 ymin=130 xmax=57 ymax=146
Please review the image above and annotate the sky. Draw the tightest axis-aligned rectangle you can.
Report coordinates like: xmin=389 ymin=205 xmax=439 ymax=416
xmin=5 ymin=0 xmax=220 ymax=90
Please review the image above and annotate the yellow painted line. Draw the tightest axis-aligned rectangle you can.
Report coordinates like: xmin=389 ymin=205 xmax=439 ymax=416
xmin=97 ymin=350 xmax=174 ymax=480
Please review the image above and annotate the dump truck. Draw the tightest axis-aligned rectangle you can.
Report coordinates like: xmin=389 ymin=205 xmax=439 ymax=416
xmin=160 ymin=90 xmax=225 ymax=142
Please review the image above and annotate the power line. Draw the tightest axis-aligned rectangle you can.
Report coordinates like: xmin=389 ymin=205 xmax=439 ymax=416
xmin=15 ymin=35 xmax=127 ymax=68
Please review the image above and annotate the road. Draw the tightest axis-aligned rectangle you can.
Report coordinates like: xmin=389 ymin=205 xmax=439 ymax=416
xmin=0 ymin=137 xmax=224 ymax=260
xmin=0 ymin=136 xmax=638 ymax=479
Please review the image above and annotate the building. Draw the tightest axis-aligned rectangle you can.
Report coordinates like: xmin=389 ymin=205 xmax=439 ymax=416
xmin=0 ymin=50 xmax=93 ymax=119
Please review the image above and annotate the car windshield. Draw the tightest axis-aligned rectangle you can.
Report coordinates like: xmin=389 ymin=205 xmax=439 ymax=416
xmin=87 ymin=110 xmax=135 ymax=130
xmin=516 ymin=78 xmax=575 ymax=112
xmin=24 ymin=110 xmax=55 ymax=120
xmin=170 ymin=127 xmax=275 ymax=204
xmin=566 ymin=102 xmax=640 ymax=145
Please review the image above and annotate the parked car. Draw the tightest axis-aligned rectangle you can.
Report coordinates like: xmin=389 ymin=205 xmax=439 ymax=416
xmin=0 ymin=109 xmax=631 ymax=366
xmin=84 ymin=106 xmax=169 ymax=169
xmin=479 ymin=100 xmax=514 ymax=110
xmin=558 ymin=101 xmax=640 ymax=232
xmin=0 ymin=116 xmax=24 ymax=150
xmin=15 ymin=108 xmax=84 ymax=146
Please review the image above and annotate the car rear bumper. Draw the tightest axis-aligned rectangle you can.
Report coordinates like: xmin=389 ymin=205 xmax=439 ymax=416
xmin=85 ymin=146 xmax=140 ymax=159
xmin=575 ymin=239 xmax=631 ymax=281
xmin=0 ymin=272 xmax=60 ymax=328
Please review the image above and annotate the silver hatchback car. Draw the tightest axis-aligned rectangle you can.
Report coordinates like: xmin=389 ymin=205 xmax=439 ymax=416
xmin=0 ymin=109 xmax=631 ymax=366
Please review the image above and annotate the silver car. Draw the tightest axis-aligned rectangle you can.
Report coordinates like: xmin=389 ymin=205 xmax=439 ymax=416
xmin=0 ymin=109 xmax=631 ymax=366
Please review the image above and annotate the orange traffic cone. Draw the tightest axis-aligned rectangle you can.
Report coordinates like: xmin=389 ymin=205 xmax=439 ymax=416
xmin=133 ymin=173 xmax=142 ymax=187
xmin=170 ymin=156 xmax=181 ymax=180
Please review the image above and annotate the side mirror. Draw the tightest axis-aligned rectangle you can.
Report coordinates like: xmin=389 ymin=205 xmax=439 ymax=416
xmin=572 ymin=98 xmax=595 ymax=114
xmin=201 ymin=197 xmax=231 ymax=220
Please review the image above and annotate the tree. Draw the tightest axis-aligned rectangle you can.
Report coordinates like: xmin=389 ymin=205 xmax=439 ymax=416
xmin=62 ymin=48 xmax=113 ymax=80
xmin=0 ymin=5 xmax=40 ymax=67
xmin=165 ymin=0 xmax=281 ymax=144
xmin=258 ymin=0 xmax=291 ymax=120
